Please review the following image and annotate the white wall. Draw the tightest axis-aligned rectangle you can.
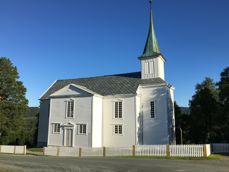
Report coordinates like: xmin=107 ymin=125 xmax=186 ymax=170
xmin=92 ymin=96 xmax=103 ymax=147
xmin=135 ymin=96 xmax=141 ymax=145
xmin=41 ymin=82 xmax=173 ymax=147
xmin=103 ymin=96 xmax=136 ymax=147
xmin=141 ymin=55 xmax=165 ymax=80
xmin=37 ymin=99 xmax=50 ymax=147
xmin=167 ymin=86 xmax=176 ymax=144
xmin=48 ymin=96 xmax=93 ymax=147
xmin=137 ymin=85 xmax=169 ymax=145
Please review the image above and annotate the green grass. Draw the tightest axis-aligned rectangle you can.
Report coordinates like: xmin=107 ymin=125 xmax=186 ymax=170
xmin=211 ymin=153 xmax=229 ymax=160
xmin=27 ymin=148 xmax=43 ymax=152
xmin=26 ymin=147 xmax=43 ymax=156
xmin=120 ymin=154 xmax=221 ymax=160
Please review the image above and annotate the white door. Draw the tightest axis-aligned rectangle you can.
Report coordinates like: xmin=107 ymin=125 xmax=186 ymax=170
xmin=65 ymin=129 xmax=73 ymax=147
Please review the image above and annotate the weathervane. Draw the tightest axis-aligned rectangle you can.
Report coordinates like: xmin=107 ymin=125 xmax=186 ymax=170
xmin=149 ymin=0 xmax=152 ymax=10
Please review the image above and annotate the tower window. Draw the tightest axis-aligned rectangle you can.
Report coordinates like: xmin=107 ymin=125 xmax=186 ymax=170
xmin=149 ymin=61 xmax=154 ymax=74
xmin=150 ymin=101 xmax=155 ymax=118
xmin=144 ymin=62 xmax=149 ymax=74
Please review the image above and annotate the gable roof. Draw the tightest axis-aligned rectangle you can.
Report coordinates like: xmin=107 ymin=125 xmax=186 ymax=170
xmin=50 ymin=84 xmax=99 ymax=97
xmin=40 ymin=72 xmax=166 ymax=100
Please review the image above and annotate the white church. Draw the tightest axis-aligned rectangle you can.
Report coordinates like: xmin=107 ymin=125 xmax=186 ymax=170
xmin=37 ymin=1 xmax=176 ymax=148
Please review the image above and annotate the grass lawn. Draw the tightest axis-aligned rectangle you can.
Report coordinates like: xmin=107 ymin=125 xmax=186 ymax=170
xmin=212 ymin=153 xmax=229 ymax=160
xmin=26 ymin=147 xmax=43 ymax=155
xmin=122 ymin=154 xmax=220 ymax=160
xmin=27 ymin=148 xmax=43 ymax=152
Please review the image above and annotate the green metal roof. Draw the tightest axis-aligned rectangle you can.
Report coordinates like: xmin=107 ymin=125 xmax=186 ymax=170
xmin=140 ymin=0 xmax=161 ymax=59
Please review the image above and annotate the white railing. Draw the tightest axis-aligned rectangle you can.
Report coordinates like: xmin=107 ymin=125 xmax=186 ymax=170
xmin=44 ymin=144 xmax=211 ymax=158
xmin=135 ymin=145 xmax=166 ymax=156
xmin=170 ymin=145 xmax=204 ymax=157
xmin=59 ymin=147 xmax=79 ymax=157
xmin=212 ymin=143 xmax=229 ymax=153
xmin=81 ymin=147 xmax=103 ymax=157
xmin=44 ymin=146 xmax=58 ymax=156
xmin=0 ymin=145 xmax=26 ymax=155
xmin=106 ymin=147 xmax=132 ymax=157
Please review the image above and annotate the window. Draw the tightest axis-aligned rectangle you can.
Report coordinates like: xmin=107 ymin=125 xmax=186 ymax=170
xmin=78 ymin=124 xmax=87 ymax=135
xmin=151 ymin=101 xmax=155 ymax=118
xmin=149 ymin=61 xmax=154 ymax=74
xmin=115 ymin=101 xmax=122 ymax=118
xmin=114 ymin=125 xmax=122 ymax=135
xmin=144 ymin=62 xmax=149 ymax=74
xmin=67 ymin=100 xmax=74 ymax=118
xmin=53 ymin=123 xmax=60 ymax=134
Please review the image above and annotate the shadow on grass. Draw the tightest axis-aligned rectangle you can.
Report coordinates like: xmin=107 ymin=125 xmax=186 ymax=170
xmin=26 ymin=148 xmax=43 ymax=156
xmin=212 ymin=153 xmax=229 ymax=160
xmin=219 ymin=153 xmax=229 ymax=156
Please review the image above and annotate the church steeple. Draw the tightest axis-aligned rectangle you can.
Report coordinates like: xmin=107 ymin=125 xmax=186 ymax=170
xmin=139 ymin=0 xmax=165 ymax=80
xmin=140 ymin=0 xmax=161 ymax=58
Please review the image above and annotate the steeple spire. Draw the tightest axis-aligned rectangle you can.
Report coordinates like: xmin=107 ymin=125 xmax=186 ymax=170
xmin=140 ymin=0 xmax=161 ymax=58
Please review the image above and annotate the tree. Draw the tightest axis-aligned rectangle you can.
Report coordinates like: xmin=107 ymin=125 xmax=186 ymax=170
xmin=218 ymin=67 xmax=229 ymax=142
xmin=24 ymin=107 xmax=39 ymax=147
xmin=174 ymin=102 xmax=190 ymax=144
xmin=189 ymin=78 xmax=220 ymax=143
xmin=0 ymin=57 xmax=28 ymax=145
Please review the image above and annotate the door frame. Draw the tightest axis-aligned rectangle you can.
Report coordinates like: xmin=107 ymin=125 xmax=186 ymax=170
xmin=63 ymin=123 xmax=75 ymax=147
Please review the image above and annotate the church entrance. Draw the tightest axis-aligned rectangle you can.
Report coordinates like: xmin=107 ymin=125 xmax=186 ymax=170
xmin=64 ymin=128 xmax=73 ymax=147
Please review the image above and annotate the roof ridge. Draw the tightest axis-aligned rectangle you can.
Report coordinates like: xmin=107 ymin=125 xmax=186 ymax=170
xmin=58 ymin=71 xmax=141 ymax=81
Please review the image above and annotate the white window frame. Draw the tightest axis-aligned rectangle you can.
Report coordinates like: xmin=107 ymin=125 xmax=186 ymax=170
xmin=114 ymin=101 xmax=123 ymax=119
xmin=114 ymin=124 xmax=123 ymax=135
xmin=77 ymin=124 xmax=87 ymax=135
xmin=150 ymin=101 xmax=155 ymax=118
xmin=52 ymin=123 xmax=61 ymax=134
xmin=66 ymin=99 xmax=74 ymax=118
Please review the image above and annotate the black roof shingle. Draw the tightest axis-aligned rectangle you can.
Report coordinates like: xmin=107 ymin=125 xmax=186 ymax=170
xmin=40 ymin=72 xmax=166 ymax=100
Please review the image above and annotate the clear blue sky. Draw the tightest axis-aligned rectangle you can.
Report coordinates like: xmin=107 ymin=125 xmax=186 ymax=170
xmin=0 ymin=0 xmax=228 ymax=107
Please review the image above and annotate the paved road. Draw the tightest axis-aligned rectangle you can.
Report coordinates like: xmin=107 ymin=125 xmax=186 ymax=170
xmin=0 ymin=154 xmax=229 ymax=172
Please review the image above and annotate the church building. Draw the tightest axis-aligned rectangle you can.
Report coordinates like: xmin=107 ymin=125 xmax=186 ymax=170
xmin=37 ymin=1 xmax=176 ymax=148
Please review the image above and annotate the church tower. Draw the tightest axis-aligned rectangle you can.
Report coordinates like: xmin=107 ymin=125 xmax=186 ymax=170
xmin=139 ymin=0 xmax=165 ymax=80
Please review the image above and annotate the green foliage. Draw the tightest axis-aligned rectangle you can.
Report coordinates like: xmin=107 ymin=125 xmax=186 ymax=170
xmin=218 ymin=67 xmax=229 ymax=142
xmin=23 ymin=108 xmax=39 ymax=147
xmin=176 ymin=67 xmax=229 ymax=144
xmin=219 ymin=67 xmax=229 ymax=104
xmin=189 ymin=78 xmax=220 ymax=143
xmin=174 ymin=102 xmax=190 ymax=144
xmin=0 ymin=57 xmax=28 ymax=145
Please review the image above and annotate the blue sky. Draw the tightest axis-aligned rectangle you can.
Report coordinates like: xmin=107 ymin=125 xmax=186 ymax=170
xmin=0 ymin=0 xmax=228 ymax=107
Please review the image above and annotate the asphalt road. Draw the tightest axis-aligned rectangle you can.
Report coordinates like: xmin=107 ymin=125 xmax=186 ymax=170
xmin=0 ymin=154 xmax=228 ymax=172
